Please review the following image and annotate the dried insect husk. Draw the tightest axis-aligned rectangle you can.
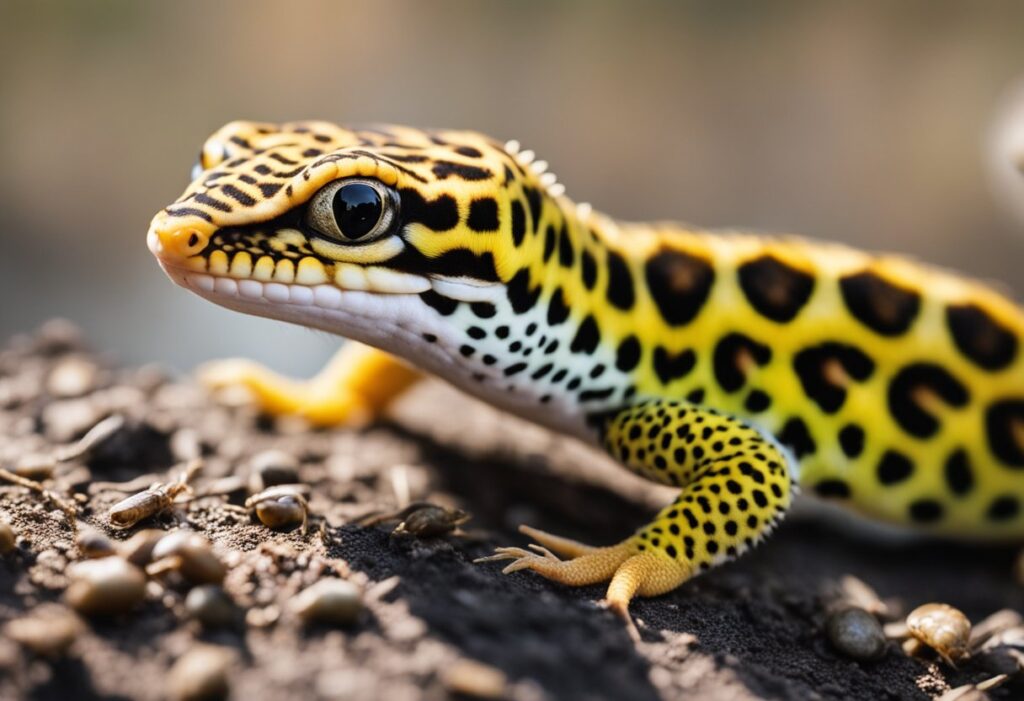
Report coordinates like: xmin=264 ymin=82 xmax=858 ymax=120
xmin=255 ymin=495 xmax=305 ymax=529
xmin=907 ymin=603 xmax=971 ymax=665
xmin=64 ymin=557 xmax=146 ymax=616
xmin=396 ymin=504 xmax=469 ymax=537
xmin=291 ymin=578 xmax=363 ymax=626
xmin=4 ymin=604 xmax=83 ymax=657
xmin=150 ymin=531 xmax=225 ymax=584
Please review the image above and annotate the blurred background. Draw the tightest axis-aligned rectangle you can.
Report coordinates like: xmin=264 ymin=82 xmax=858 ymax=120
xmin=3 ymin=0 xmax=1024 ymax=374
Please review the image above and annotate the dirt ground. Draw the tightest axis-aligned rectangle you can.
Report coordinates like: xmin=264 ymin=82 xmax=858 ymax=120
xmin=2 ymin=322 xmax=1024 ymax=701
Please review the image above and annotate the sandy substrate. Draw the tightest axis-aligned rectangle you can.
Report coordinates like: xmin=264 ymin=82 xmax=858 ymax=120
xmin=1 ymin=322 xmax=1022 ymax=701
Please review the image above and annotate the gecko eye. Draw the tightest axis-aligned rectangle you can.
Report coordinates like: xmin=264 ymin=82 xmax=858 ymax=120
xmin=306 ymin=179 xmax=397 ymax=243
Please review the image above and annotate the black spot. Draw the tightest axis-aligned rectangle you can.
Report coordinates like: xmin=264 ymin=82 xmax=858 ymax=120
xmin=877 ymin=450 xmax=914 ymax=485
xmin=558 ymin=224 xmax=574 ymax=267
xmin=432 ymin=160 xmax=492 ymax=181
xmin=686 ymin=388 xmax=705 ymax=404
xmin=467 ymin=327 xmax=486 ymax=340
xmin=470 ymin=302 xmax=497 ymax=318
xmin=947 ymin=303 xmax=1018 ymax=371
xmin=398 ymin=188 xmax=459 ymax=231
xmin=580 ymin=387 xmax=616 ymax=402
xmin=454 ymin=146 xmax=482 ymax=158
xmin=523 ymin=186 xmax=542 ymax=231
xmin=194 ymin=193 xmax=231 ymax=212
xmin=616 ymin=336 xmax=642 ymax=372
xmin=422 ymin=333 xmax=437 ymax=343
xmin=653 ymin=347 xmax=696 ymax=385
xmin=570 ymin=316 xmax=601 ymax=354
xmin=543 ymin=225 xmax=556 ymax=262
xmin=987 ymin=496 xmax=1020 ymax=521
xmin=504 ymin=363 xmax=528 ymax=377
xmin=644 ymin=249 xmax=715 ymax=326
xmin=909 ymin=499 xmax=944 ymax=524
xmin=531 ymin=364 xmax=553 ymax=380
xmin=887 ymin=363 xmax=969 ymax=438
xmin=510 ymin=200 xmax=527 ymax=246
xmin=793 ymin=342 xmax=875 ymax=414
xmin=220 ymin=184 xmax=257 ymax=207
xmin=581 ymin=250 xmax=598 ymax=290
xmin=943 ymin=449 xmax=974 ymax=496
xmin=506 ymin=269 xmax=540 ymax=313
xmin=839 ymin=270 xmax=921 ymax=336
xmin=546 ymin=288 xmax=570 ymax=325
xmin=838 ymin=424 xmax=865 ymax=459
xmin=425 ymin=249 xmax=499 ymax=282
xmin=419 ymin=290 xmax=458 ymax=316
xmin=467 ymin=198 xmax=499 ymax=232
xmin=713 ymin=333 xmax=772 ymax=392
xmin=778 ymin=417 xmax=815 ymax=458
xmin=815 ymin=479 xmax=851 ymax=499
xmin=605 ymin=250 xmax=635 ymax=311
xmin=738 ymin=255 xmax=815 ymax=322
xmin=459 ymin=345 xmax=474 ymax=357
xmin=985 ymin=399 xmax=1024 ymax=468
xmin=258 ymin=183 xmax=283 ymax=198
xmin=495 ymin=326 xmax=509 ymax=339
xmin=744 ymin=390 xmax=771 ymax=413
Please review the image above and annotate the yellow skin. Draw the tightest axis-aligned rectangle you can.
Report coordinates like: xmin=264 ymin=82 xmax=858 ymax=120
xmin=149 ymin=120 xmax=1024 ymax=621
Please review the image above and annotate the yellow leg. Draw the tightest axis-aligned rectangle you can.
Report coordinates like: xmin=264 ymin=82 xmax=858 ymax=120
xmin=198 ymin=342 xmax=422 ymax=427
xmin=477 ymin=400 xmax=794 ymax=628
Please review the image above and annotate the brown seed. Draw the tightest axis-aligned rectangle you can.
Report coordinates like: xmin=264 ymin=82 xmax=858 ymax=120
xmin=255 ymin=495 xmax=305 ymax=529
xmin=826 ymin=607 xmax=887 ymax=661
xmin=150 ymin=531 xmax=226 ymax=585
xmin=64 ymin=557 xmax=146 ymax=616
xmin=76 ymin=529 xmax=116 ymax=559
xmin=168 ymin=645 xmax=233 ymax=701
xmin=185 ymin=585 xmax=239 ymax=629
xmin=907 ymin=603 xmax=971 ymax=665
xmin=291 ymin=579 xmax=363 ymax=626
xmin=118 ymin=528 xmax=166 ymax=567
xmin=4 ymin=604 xmax=82 ymax=657
xmin=0 ymin=521 xmax=15 ymax=554
xmin=395 ymin=504 xmax=469 ymax=537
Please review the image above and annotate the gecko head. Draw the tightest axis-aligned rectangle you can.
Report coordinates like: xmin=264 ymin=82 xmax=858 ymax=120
xmin=148 ymin=121 xmax=564 ymax=352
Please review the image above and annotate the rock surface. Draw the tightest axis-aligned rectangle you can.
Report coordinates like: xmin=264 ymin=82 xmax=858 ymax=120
xmin=1 ymin=322 xmax=1022 ymax=700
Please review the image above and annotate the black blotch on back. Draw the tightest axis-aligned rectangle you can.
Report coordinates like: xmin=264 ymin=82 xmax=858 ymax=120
xmin=510 ymin=200 xmax=527 ymax=246
xmin=644 ymin=249 xmax=715 ymax=326
xmin=581 ymin=250 xmax=598 ymax=290
xmin=887 ymin=363 xmax=969 ymax=438
xmin=985 ymin=399 xmax=1024 ymax=468
xmin=909 ymin=499 xmax=944 ymax=524
xmin=523 ymin=186 xmax=542 ymax=231
xmin=570 ymin=315 xmax=601 ymax=354
xmin=713 ymin=333 xmax=772 ymax=392
xmin=653 ymin=347 xmax=696 ymax=385
xmin=738 ymin=255 xmax=815 ymax=322
xmin=558 ymin=224 xmax=575 ymax=267
xmin=946 ymin=303 xmax=1018 ymax=371
xmin=839 ymin=270 xmax=921 ymax=336
xmin=454 ymin=146 xmax=482 ymax=158
xmin=944 ymin=448 xmax=973 ymax=497
xmin=431 ymin=160 xmax=492 ymax=181
xmin=838 ymin=424 xmax=865 ymax=459
xmin=467 ymin=198 xmax=499 ymax=232
xmin=399 ymin=188 xmax=459 ymax=231
xmin=605 ymin=250 xmax=636 ymax=311
xmin=543 ymin=225 xmax=556 ymax=262
xmin=778 ymin=417 xmax=816 ymax=458
xmin=877 ymin=450 xmax=914 ymax=484
xmin=814 ymin=479 xmax=851 ymax=499
xmin=793 ymin=342 xmax=875 ymax=414
xmin=987 ymin=496 xmax=1020 ymax=521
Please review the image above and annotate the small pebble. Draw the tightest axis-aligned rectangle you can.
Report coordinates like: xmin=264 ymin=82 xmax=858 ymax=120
xmin=64 ymin=557 xmax=146 ymax=615
xmin=249 ymin=450 xmax=299 ymax=492
xmin=46 ymin=357 xmax=98 ymax=398
xmin=291 ymin=579 xmax=363 ymax=626
xmin=441 ymin=659 xmax=508 ymax=699
xmin=255 ymin=495 xmax=305 ymax=529
xmin=4 ymin=604 xmax=82 ymax=657
xmin=826 ymin=607 xmax=887 ymax=661
xmin=168 ymin=645 xmax=233 ymax=701
xmin=119 ymin=528 xmax=165 ymax=567
xmin=185 ymin=585 xmax=239 ymax=628
xmin=0 ymin=521 xmax=15 ymax=554
xmin=907 ymin=603 xmax=971 ymax=665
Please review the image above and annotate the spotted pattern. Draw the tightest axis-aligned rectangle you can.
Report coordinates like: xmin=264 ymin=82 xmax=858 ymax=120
xmin=738 ymin=254 xmax=815 ymax=322
xmin=840 ymin=270 xmax=921 ymax=336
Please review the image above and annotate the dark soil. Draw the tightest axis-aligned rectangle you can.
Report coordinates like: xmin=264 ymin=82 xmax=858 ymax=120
xmin=1 ymin=321 xmax=1022 ymax=701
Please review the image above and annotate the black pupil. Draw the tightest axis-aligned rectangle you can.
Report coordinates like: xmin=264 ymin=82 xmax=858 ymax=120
xmin=331 ymin=183 xmax=383 ymax=239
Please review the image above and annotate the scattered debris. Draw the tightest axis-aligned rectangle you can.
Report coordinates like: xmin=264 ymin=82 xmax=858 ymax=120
xmin=168 ymin=645 xmax=234 ymax=701
xmin=64 ymin=557 xmax=147 ymax=616
xmin=826 ymin=607 xmax=888 ymax=661
xmin=291 ymin=578 xmax=363 ymax=626
xmin=108 ymin=459 xmax=202 ymax=528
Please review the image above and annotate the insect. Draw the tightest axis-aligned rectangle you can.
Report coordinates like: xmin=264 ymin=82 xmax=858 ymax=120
xmin=358 ymin=502 xmax=470 ymax=538
xmin=108 ymin=459 xmax=202 ymax=529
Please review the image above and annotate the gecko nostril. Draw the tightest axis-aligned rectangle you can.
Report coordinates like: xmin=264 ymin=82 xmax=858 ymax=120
xmin=188 ymin=232 xmax=200 ymax=248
